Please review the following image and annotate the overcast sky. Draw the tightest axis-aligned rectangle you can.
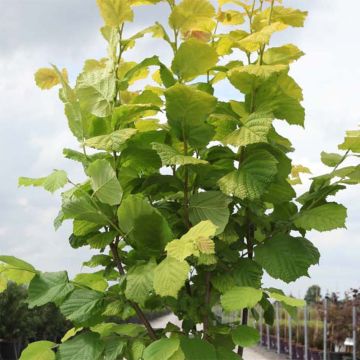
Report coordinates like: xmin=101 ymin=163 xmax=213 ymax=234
xmin=0 ymin=0 xmax=359 ymax=298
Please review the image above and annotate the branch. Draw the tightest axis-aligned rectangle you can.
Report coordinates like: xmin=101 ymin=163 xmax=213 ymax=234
xmin=109 ymin=242 xmax=157 ymax=340
xmin=203 ymin=271 xmax=212 ymax=340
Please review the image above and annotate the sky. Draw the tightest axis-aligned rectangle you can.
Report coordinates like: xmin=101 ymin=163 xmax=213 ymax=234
xmin=0 ymin=0 xmax=359 ymax=298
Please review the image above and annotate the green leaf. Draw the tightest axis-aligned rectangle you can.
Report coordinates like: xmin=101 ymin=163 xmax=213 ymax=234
xmin=263 ymin=44 xmax=304 ymax=65
xmin=218 ymin=149 xmax=278 ymax=200
xmin=180 ymin=337 xmax=217 ymax=360
xmin=117 ymin=195 xmax=173 ymax=257
xmin=125 ymin=260 xmax=157 ymax=306
xmin=152 ymin=142 xmax=208 ymax=166
xmin=228 ymin=64 xmax=287 ymax=94
xmin=263 ymin=179 xmax=296 ymax=204
xmin=103 ymin=337 xmax=126 ymax=360
xmin=255 ymin=234 xmax=320 ymax=283
xmin=61 ymin=328 xmax=83 ymax=343
xmin=28 ymin=271 xmax=74 ymax=308
xmin=87 ymin=159 xmax=122 ymax=206
xmin=189 ymin=191 xmax=231 ymax=235
xmin=338 ymin=130 xmax=360 ymax=152
xmin=62 ymin=197 xmax=109 ymax=225
xmin=73 ymin=272 xmax=108 ymax=292
xmin=96 ymin=0 xmax=133 ymax=27
xmin=224 ymin=112 xmax=273 ymax=146
xmin=84 ymin=128 xmax=137 ymax=151
xmin=153 ymin=257 xmax=190 ymax=298
xmin=19 ymin=341 xmax=55 ymax=360
xmin=143 ymin=338 xmax=180 ymax=360
xmin=321 ymin=151 xmax=343 ymax=167
xmin=216 ymin=347 xmax=239 ymax=360
xmin=269 ymin=292 xmax=305 ymax=307
xmin=231 ymin=325 xmax=260 ymax=347
xmin=57 ymin=332 xmax=104 ymax=360
xmin=294 ymin=203 xmax=347 ymax=232
xmin=112 ymin=104 xmax=161 ymax=129
xmin=232 ymin=259 xmax=263 ymax=288
xmin=60 ymin=289 xmax=104 ymax=326
xmin=165 ymin=84 xmax=217 ymax=146
xmin=172 ymin=39 xmax=218 ymax=80
xmin=252 ymin=74 xmax=305 ymax=126
xmin=19 ymin=170 xmax=68 ymax=193
xmin=221 ymin=286 xmax=263 ymax=311
xmin=0 ymin=256 xmax=36 ymax=272
xmin=76 ymin=69 xmax=116 ymax=117
xmin=87 ymin=231 xmax=116 ymax=249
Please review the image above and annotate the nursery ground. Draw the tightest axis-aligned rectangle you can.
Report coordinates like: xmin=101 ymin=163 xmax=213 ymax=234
xmin=151 ymin=314 xmax=285 ymax=360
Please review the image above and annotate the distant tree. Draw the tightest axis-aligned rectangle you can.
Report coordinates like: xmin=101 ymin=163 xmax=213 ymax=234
xmin=0 ymin=282 xmax=70 ymax=343
xmin=305 ymin=285 xmax=322 ymax=304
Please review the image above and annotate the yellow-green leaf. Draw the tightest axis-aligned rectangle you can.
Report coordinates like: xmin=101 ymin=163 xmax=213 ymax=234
xmin=96 ymin=0 xmax=134 ymax=26
xmin=34 ymin=67 xmax=68 ymax=90
xmin=171 ymin=39 xmax=218 ymax=80
xmin=153 ymin=257 xmax=190 ymax=298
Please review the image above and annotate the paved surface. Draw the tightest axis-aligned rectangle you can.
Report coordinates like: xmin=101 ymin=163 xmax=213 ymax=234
xmin=151 ymin=315 xmax=285 ymax=360
xmin=243 ymin=347 xmax=287 ymax=360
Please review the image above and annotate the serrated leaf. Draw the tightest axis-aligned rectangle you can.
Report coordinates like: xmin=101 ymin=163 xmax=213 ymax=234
xmin=28 ymin=271 xmax=74 ymax=308
xmin=231 ymin=325 xmax=260 ymax=347
xmin=338 ymin=130 xmax=360 ymax=152
xmin=232 ymin=259 xmax=263 ymax=288
xmin=143 ymin=338 xmax=180 ymax=360
xmin=221 ymin=286 xmax=263 ymax=311
xmin=85 ymin=129 xmax=137 ymax=151
xmin=189 ymin=191 xmax=231 ymax=235
xmin=224 ymin=112 xmax=273 ymax=146
xmin=125 ymin=260 xmax=156 ymax=306
xmin=269 ymin=292 xmax=305 ymax=307
xmin=19 ymin=170 xmax=68 ymax=194
xmin=73 ymin=272 xmax=108 ymax=292
xmin=87 ymin=231 xmax=116 ymax=249
xmin=321 ymin=151 xmax=343 ymax=167
xmin=218 ymin=149 xmax=278 ymax=200
xmin=87 ymin=159 xmax=122 ymax=206
xmin=103 ymin=337 xmax=126 ymax=360
xmin=34 ymin=67 xmax=67 ymax=90
xmin=238 ymin=22 xmax=287 ymax=52
xmin=228 ymin=64 xmax=287 ymax=94
xmin=255 ymin=234 xmax=320 ymax=283
xmin=252 ymin=73 xmax=305 ymax=126
xmin=165 ymin=83 xmax=217 ymax=147
xmin=294 ymin=202 xmax=347 ymax=232
xmin=117 ymin=195 xmax=173 ymax=257
xmin=263 ymin=44 xmax=304 ymax=65
xmin=19 ymin=341 xmax=55 ymax=360
xmin=0 ymin=256 xmax=36 ymax=272
xmin=96 ymin=0 xmax=134 ymax=27
xmin=57 ymin=332 xmax=104 ymax=360
xmin=76 ymin=69 xmax=116 ymax=117
xmin=152 ymin=142 xmax=207 ymax=166
xmin=169 ymin=0 xmax=215 ymax=33
xmin=62 ymin=197 xmax=109 ymax=225
xmin=60 ymin=289 xmax=104 ymax=326
xmin=180 ymin=338 xmax=217 ymax=360
xmin=166 ymin=220 xmax=217 ymax=260
xmin=172 ymin=39 xmax=218 ymax=80
xmin=153 ymin=257 xmax=190 ymax=298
